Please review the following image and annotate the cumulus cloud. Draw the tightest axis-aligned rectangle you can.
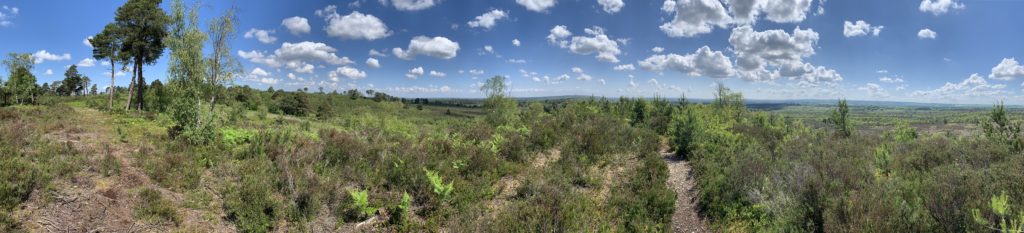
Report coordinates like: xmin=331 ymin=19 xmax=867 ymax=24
xmin=729 ymin=25 xmax=840 ymax=82
xmin=598 ymin=0 xmax=624 ymax=14
xmin=393 ymin=36 xmax=461 ymax=60
xmin=1 ymin=5 xmax=18 ymax=27
xmin=517 ymin=0 xmax=557 ymax=12
xmin=651 ymin=46 xmax=665 ymax=53
xmin=659 ymin=0 xmax=732 ymax=37
xmin=247 ymin=68 xmax=278 ymax=85
xmin=467 ymin=9 xmax=508 ymax=29
xmin=45 ymin=69 xmax=53 ymax=75
xmin=548 ymin=26 xmax=622 ymax=63
xmin=469 ymin=69 xmax=485 ymax=75
xmin=638 ymin=45 xmax=735 ymax=79
xmin=879 ymin=76 xmax=904 ymax=83
xmin=318 ymin=6 xmax=391 ymax=41
xmin=614 ymin=64 xmax=635 ymax=71
xmin=912 ymin=73 xmax=1006 ymax=99
xmin=919 ymin=0 xmax=964 ymax=15
xmin=406 ymin=66 xmax=425 ymax=79
xmin=917 ymin=28 xmax=937 ymax=39
xmin=380 ymin=0 xmax=438 ymax=11
xmin=430 ymin=70 xmax=447 ymax=77
xmin=659 ymin=0 xmax=813 ymax=37
xmin=281 ymin=16 xmax=310 ymax=35
xmin=237 ymin=41 xmax=353 ymax=73
xmin=843 ymin=20 xmax=883 ymax=37
xmin=384 ymin=85 xmax=452 ymax=93
xmin=369 ymin=49 xmax=388 ymax=57
xmin=736 ymin=0 xmax=814 ymax=24
xmin=328 ymin=66 xmax=367 ymax=81
xmin=32 ymin=50 xmax=71 ymax=64
xmin=547 ymin=25 xmax=572 ymax=47
xmin=76 ymin=58 xmax=97 ymax=67
xmin=244 ymin=28 xmax=277 ymax=44
xmin=989 ymin=58 xmax=1024 ymax=80
xmin=366 ymin=57 xmax=381 ymax=68
xmin=251 ymin=67 xmax=270 ymax=77
xmin=512 ymin=39 xmax=521 ymax=47
xmin=483 ymin=45 xmax=494 ymax=54
xmin=859 ymin=83 xmax=889 ymax=98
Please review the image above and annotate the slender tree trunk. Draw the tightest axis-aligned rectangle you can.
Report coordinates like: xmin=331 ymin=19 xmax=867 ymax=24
xmin=135 ymin=59 xmax=145 ymax=111
xmin=125 ymin=62 xmax=136 ymax=111
xmin=108 ymin=60 xmax=115 ymax=110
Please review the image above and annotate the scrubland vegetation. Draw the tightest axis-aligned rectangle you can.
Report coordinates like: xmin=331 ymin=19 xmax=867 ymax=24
xmin=3 ymin=0 xmax=1024 ymax=232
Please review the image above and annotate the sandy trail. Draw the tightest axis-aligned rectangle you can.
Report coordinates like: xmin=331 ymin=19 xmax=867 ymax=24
xmin=662 ymin=150 xmax=709 ymax=233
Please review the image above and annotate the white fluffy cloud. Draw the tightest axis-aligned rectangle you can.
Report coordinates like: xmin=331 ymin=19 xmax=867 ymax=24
xmin=247 ymin=68 xmax=278 ymax=85
xmin=651 ymin=46 xmax=665 ymax=53
xmin=879 ymin=76 xmax=904 ymax=83
xmin=76 ymin=58 xmax=96 ymax=67
xmin=516 ymin=0 xmax=557 ymax=12
xmin=512 ymin=39 xmax=521 ymax=47
xmin=859 ymin=83 xmax=889 ymax=98
xmin=251 ymin=67 xmax=270 ymax=77
xmin=598 ymin=0 xmax=624 ymax=14
xmin=659 ymin=0 xmax=731 ymax=37
xmin=45 ymin=69 xmax=53 ymax=75
xmin=281 ymin=16 xmax=310 ymax=35
xmin=548 ymin=26 xmax=622 ymax=63
xmin=483 ymin=45 xmax=494 ymax=54
xmin=318 ymin=6 xmax=391 ymax=41
xmin=406 ymin=66 xmax=425 ymax=79
xmin=729 ymin=25 xmax=840 ymax=82
xmin=913 ymin=73 xmax=1007 ymax=99
xmin=32 ymin=50 xmax=71 ymax=64
xmin=843 ymin=20 xmax=883 ymax=37
xmin=469 ymin=69 xmax=485 ymax=75
xmin=430 ymin=70 xmax=447 ymax=77
xmin=1 ymin=5 xmax=18 ymax=27
xmin=917 ymin=28 xmax=937 ymax=39
xmin=547 ymin=25 xmax=572 ymax=47
xmin=730 ymin=0 xmax=814 ymax=24
xmin=366 ymin=57 xmax=381 ymax=68
xmin=660 ymin=0 xmax=814 ymax=37
xmin=393 ymin=36 xmax=461 ymax=60
xmin=244 ymin=28 xmax=277 ymax=44
xmin=381 ymin=0 xmax=438 ymax=11
xmin=467 ymin=9 xmax=508 ymax=29
xmin=989 ymin=58 xmax=1024 ymax=80
xmin=638 ymin=45 xmax=735 ymax=79
xmin=613 ymin=64 xmax=635 ymax=71
xmin=238 ymin=41 xmax=353 ymax=73
xmin=329 ymin=66 xmax=367 ymax=81
xmin=919 ymin=0 xmax=964 ymax=16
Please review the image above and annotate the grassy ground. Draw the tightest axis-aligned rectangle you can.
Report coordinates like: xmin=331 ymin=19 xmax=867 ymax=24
xmin=2 ymin=94 xmax=674 ymax=232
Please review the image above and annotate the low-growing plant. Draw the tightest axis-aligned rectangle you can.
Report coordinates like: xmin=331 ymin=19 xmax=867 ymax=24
xmin=134 ymin=188 xmax=181 ymax=225
xmin=424 ymin=168 xmax=453 ymax=200
xmin=344 ymin=189 xmax=378 ymax=221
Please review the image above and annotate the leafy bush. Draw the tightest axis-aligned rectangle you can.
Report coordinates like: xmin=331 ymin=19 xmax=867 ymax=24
xmin=342 ymin=189 xmax=378 ymax=221
xmin=424 ymin=168 xmax=453 ymax=200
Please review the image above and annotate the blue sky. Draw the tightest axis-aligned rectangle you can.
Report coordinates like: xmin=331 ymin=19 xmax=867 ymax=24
xmin=1 ymin=0 xmax=1023 ymax=103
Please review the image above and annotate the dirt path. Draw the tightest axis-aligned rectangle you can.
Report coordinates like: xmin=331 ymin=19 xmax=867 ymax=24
xmin=662 ymin=150 xmax=709 ymax=233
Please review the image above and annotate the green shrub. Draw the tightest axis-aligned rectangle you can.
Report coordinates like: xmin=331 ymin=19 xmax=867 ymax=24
xmin=134 ymin=188 xmax=181 ymax=225
xmin=424 ymin=168 xmax=453 ymax=200
xmin=342 ymin=189 xmax=377 ymax=221
xmin=224 ymin=159 xmax=280 ymax=233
